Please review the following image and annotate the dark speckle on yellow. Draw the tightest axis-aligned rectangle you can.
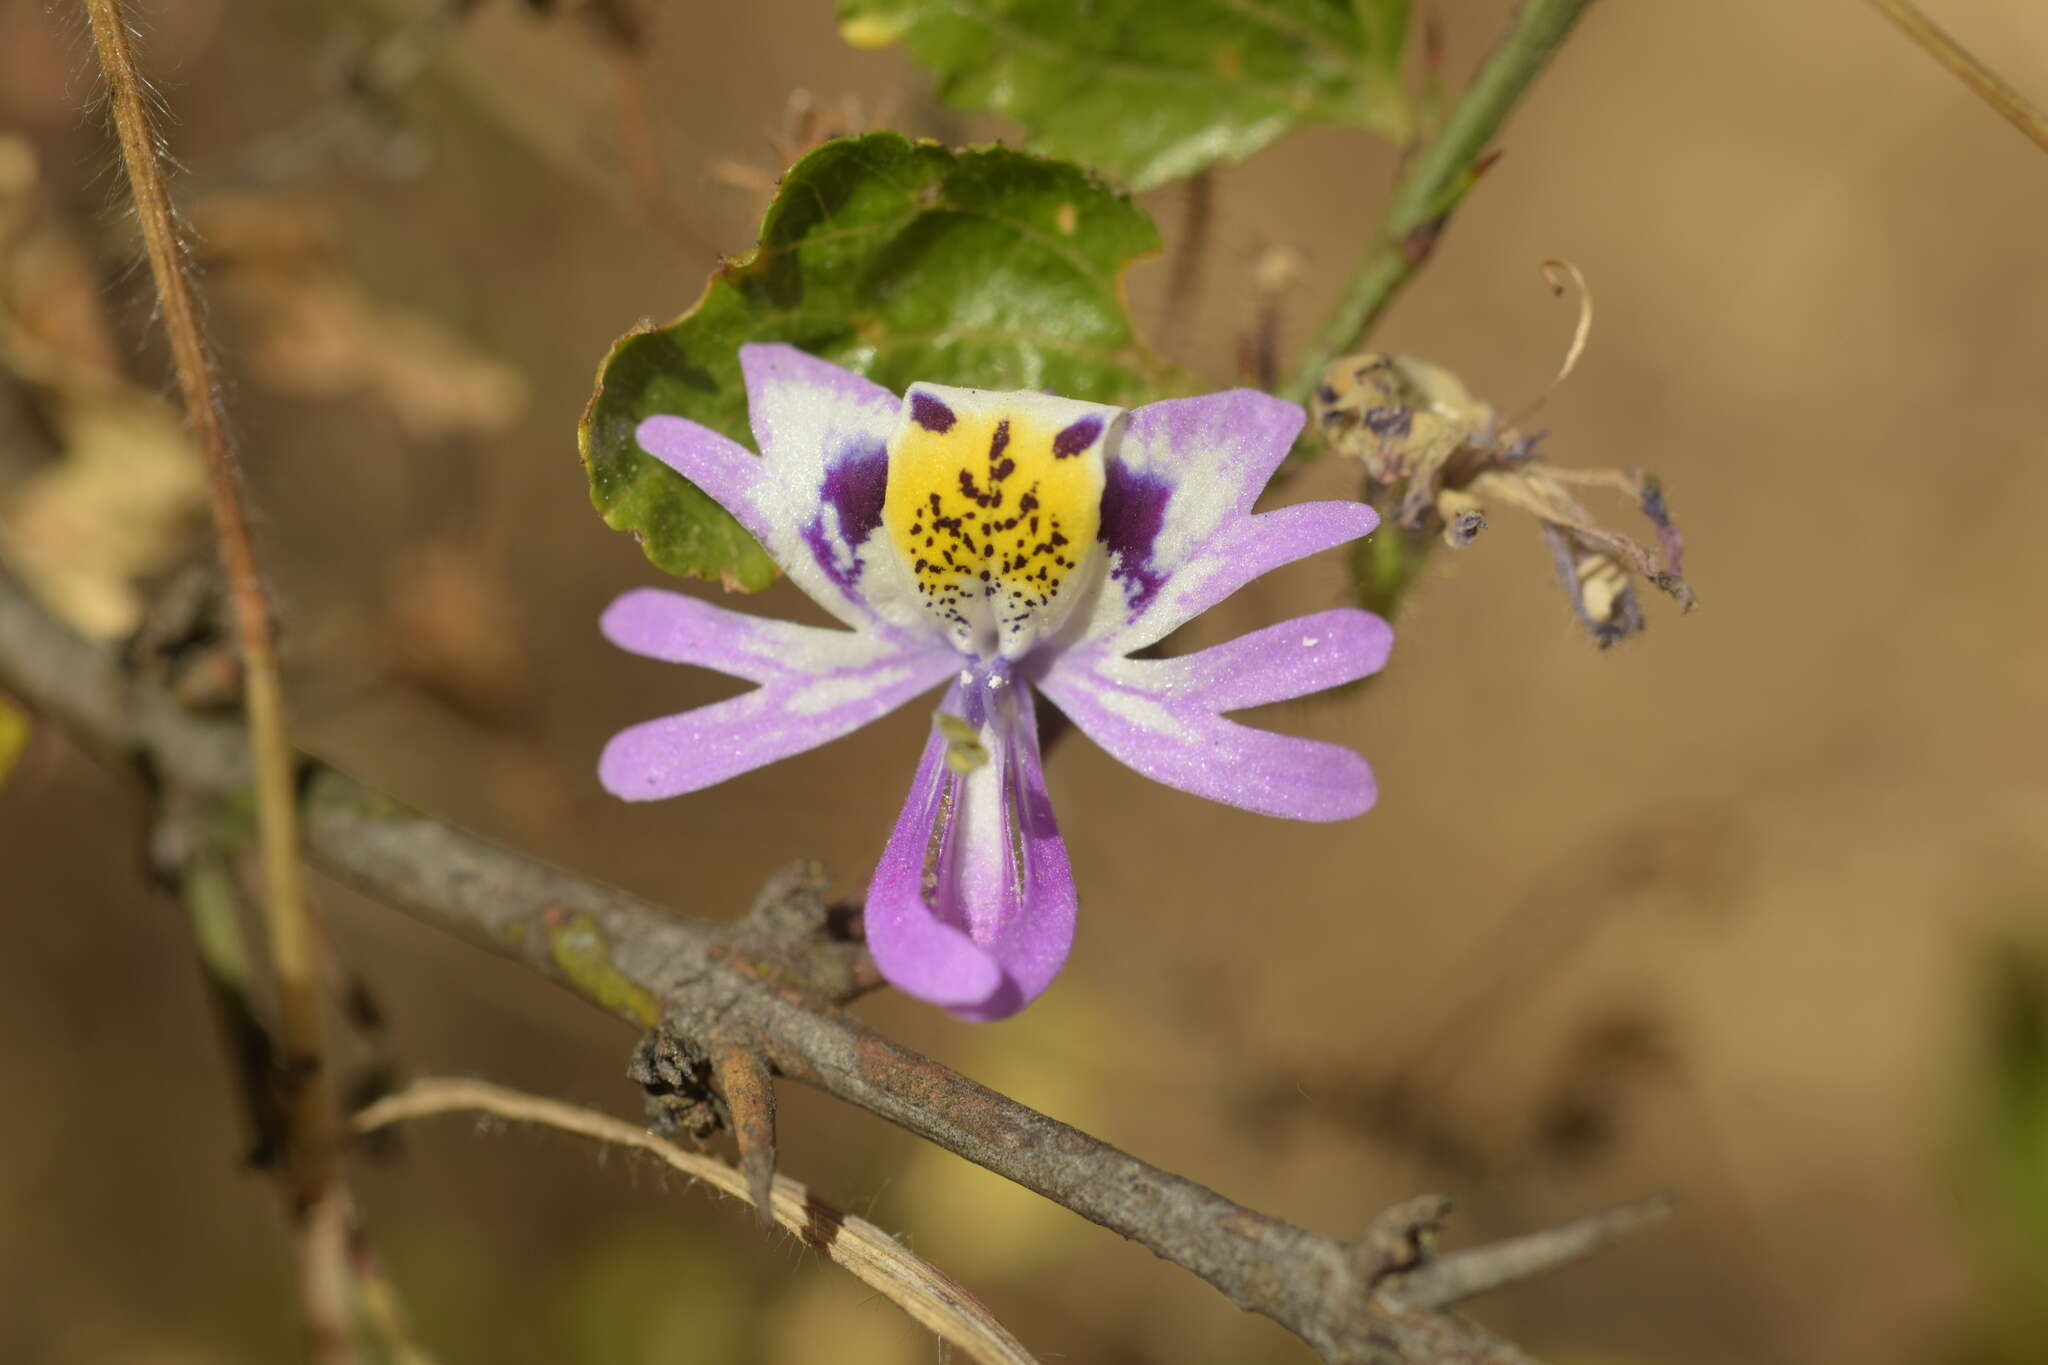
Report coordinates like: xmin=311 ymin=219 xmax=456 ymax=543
xmin=884 ymin=383 xmax=1118 ymax=657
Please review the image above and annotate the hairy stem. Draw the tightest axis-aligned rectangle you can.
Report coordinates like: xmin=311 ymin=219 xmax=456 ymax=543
xmin=83 ymin=0 xmax=333 ymax=1193
xmin=80 ymin=1 xmax=351 ymax=1350
xmin=1284 ymin=0 xmax=1602 ymax=407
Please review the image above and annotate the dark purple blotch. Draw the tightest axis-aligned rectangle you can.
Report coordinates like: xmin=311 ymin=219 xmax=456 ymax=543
xmin=802 ymin=439 xmax=888 ymax=591
xmin=1052 ymin=416 xmax=1103 ymax=459
xmin=911 ymin=392 xmax=956 ymax=433
xmin=1097 ymin=459 xmax=1171 ymax=617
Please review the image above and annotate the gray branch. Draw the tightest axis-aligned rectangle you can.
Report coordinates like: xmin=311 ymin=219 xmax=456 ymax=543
xmin=0 ymin=565 xmax=1664 ymax=1364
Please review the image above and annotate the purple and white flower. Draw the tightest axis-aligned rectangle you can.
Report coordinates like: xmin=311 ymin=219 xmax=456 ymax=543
xmin=600 ymin=345 xmax=1392 ymax=1019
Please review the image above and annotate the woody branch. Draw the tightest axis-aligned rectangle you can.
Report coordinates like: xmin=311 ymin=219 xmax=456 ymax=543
xmin=0 ymin=561 xmax=1663 ymax=1365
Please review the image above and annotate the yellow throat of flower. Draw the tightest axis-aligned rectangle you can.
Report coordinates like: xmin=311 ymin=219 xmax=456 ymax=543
xmin=883 ymin=382 xmax=1121 ymax=659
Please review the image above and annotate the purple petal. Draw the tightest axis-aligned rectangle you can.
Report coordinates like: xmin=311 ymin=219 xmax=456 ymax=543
xmin=1121 ymin=388 xmax=1304 ymax=520
xmin=602 ymin=586 xmax=868 ymax=682
xmin=1081 ymin=388 xmax=1379 ymax=651
xmin=1134 ymin=501 xmax=1381 ymax=651
xmin=634 ymin=415 xmax=775 ymax=545
xmin=1123 ymin=608 xmax=1393 ymax=713
xmin=598 ymin=588 xmax=956 ymax=800
xmin=865 ymin=679 xmax=1076 ymax=1020
xmin=633 ymin=345 xmax=923 ymax=633
xmin=1035 ymin=651 xmax=1377 ymax=821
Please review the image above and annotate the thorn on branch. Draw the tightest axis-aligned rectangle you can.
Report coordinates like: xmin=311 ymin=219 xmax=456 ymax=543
xmin=710 ymin=1043 xmax=778 ymax=1228
xmin=633 ymin=1022 xmax=782 ymax=1229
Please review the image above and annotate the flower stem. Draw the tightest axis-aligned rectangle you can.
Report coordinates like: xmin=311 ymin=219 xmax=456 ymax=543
xmin=1283 ymin=0 xmax=1603 ymax=408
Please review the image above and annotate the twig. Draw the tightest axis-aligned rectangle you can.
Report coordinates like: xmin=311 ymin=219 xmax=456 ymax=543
xmin=1379 ymin=1197 xmax=1672 ymax=1310
xmin=1283 ymin=0 xmax=1602 ymax=408
xmin=79 ymin=2 xmax=349 ymax=1351
xmin=355 ymin=1077 xmax=1038 ymax=1365
xmin=1864 ymin=0 xmax=2048 ymax=154
xmin=0 ymin=562 xmax=1664 ymax=1365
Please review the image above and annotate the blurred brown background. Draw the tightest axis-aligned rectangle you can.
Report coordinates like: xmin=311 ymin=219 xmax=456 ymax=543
xmin=3 ymin=1 xmax=2046 ymax=1361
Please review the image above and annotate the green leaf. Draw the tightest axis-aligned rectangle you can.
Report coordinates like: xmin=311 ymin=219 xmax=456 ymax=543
xmin=580 ymin=132 xmax=1183 ymax=589
xmin=839 ymin=0 xmax=1412 ymax=190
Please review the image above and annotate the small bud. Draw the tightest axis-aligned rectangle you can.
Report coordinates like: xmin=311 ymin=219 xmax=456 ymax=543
xmin=935 ymin=710 xmax=989 ymax=774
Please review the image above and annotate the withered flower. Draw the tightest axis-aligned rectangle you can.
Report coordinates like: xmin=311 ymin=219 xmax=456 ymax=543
xmin=1312 ymin=351 xmax=1694 ymax=646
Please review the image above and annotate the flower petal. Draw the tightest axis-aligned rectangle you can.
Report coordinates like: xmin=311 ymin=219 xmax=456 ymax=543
xmin=632 ymin=344 xmax=924 ymax=634
xmin=630 ymin=414 xmax=772 ymax=542
xmin=865 ymin=678 xmax=1076 ymax=1020
xmin=1081 ymin=389 xmax=1380 ymax=652
xmin=1035 ymin=641 xmax=1378 ymax=821
xmin=1118 ymin=607 xmax=1393 ymax=713
xmin=598 ymin=588 xmax=955 ymax=800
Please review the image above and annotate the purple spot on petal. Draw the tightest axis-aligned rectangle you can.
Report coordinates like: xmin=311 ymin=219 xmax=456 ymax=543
xmin=803 ymin=440 xmax=887 ymax=590
xmin=822 ymin=441 xmax=887 ymax=543
xmin=911 ymin=392 xmax=956 ymax=433
xmin=1098 ymin=459 xmax=1171 ymax=616
xmin=1052 ymin=415 xmax=1102 ymax=459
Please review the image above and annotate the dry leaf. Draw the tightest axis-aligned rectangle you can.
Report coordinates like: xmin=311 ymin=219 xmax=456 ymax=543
xmin=0 ymin=136 xmax=208 ymax=638
xmin=3 ymin=396 xmax=210 ymax=637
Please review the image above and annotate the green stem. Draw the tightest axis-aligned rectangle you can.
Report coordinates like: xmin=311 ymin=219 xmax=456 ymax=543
xmin=1283 ymin=0 xmax=1602 ymax=406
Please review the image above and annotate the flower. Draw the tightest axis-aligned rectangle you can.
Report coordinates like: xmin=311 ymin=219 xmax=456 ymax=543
xmin=600 ymin=346 xmax=1392 ymax=1019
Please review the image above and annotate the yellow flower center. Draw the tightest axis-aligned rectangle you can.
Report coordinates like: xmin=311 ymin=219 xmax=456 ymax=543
xmin=883 ymin=383 xmax=1120 ymax=658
